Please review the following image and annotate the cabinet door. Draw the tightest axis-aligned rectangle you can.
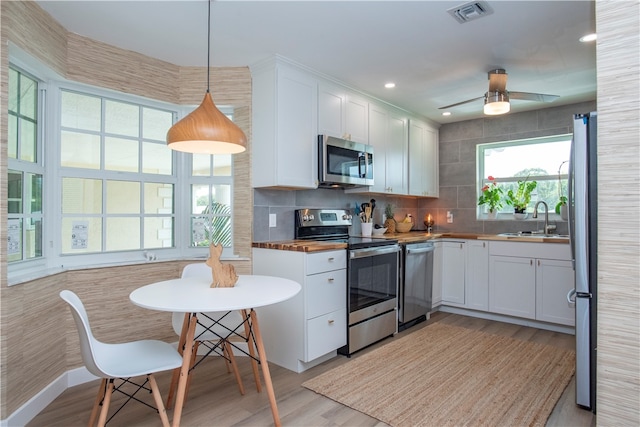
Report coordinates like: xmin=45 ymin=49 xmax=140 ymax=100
xmin=368 ymin=105 xmax=388 ymax=193
xmin=408 ymin=119 xmax=438 ymax=197
xmin=318 ymin=83 xmax=345 ymax=138
xmin=305 ymin=308 xmax=347 ymax=362
xmin=386 ymin=109 xmax=408 ymax=194
xmin=466 ymin=240 xmax=489 ymax=311
xmin=441 ymin=241 xmax=466 ymax=306
xmin=489 ymin=255 xmax=536 ymax=319
xmin=536 ymin=259 xmax=575 ymax=326
xmin=345 ymin=94 xmax=369 ymax=143
xmin=432 ymin=242 xmax=443 ymax=307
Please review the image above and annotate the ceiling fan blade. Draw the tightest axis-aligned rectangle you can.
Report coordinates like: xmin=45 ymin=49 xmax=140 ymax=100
xmin=509 ymin=91 xmax=560 ymax=102
xmin=488 ymin=69 xmax=508 ymax=92
xmin=438 ymin=96 xmax=484 ymax=109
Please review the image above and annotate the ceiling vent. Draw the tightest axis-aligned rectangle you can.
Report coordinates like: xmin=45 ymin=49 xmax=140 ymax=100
xmin=447 ymin=1 xmax=494 ymax=24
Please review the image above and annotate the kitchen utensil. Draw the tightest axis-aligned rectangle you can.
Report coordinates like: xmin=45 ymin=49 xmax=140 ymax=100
xmin=370 ymin=199 xmax=376 ymax=219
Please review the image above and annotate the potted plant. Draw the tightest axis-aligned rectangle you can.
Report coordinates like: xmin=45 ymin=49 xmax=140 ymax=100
xmin=383 ymin=203 xmax=396 ymax=233
xmin=478 ymin=176 xmax=503 ymax=219
xmin=555 ymin=161 xmax=569 ymax=220
xmin=505 ymin=177 xmax=537 ymax=219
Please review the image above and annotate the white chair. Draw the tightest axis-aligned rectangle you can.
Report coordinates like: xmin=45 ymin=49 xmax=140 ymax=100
xmin=166 ymin=263 xmax=262 ymax=407
xmin=60 ymin=290 xmax=183 ymax=427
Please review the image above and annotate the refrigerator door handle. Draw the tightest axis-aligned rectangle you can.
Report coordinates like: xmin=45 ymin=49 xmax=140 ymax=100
xmin=567 ymin=288 xmax=576 ymax=304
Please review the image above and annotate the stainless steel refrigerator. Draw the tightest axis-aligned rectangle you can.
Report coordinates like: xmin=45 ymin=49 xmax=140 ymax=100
xmin=568 ymin=112 xmax=597 ymax=411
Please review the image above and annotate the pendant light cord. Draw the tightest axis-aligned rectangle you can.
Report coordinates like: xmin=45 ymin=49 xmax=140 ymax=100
xmin=207 ymin=0 xmax=211 ymax=93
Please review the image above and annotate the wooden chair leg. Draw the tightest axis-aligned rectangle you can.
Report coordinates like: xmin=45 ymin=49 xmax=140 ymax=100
xmin=96 ymin=379 xmax=114 ymax=427
xmin=224 ymin=341 xmax=245 ymax=395
xmin=88 ymin=378 xmax=107 ymax=427
xmin=148 ymin=374 xmax=171 ymax=427
xmin=242 ymin=309 xmax=262 ymax=392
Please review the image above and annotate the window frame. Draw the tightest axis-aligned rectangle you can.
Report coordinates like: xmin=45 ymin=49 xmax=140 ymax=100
xmin=476 ymin=134 xmax=571 ymax=220
xmin=7 ymin=51 xmax=240 ymax=283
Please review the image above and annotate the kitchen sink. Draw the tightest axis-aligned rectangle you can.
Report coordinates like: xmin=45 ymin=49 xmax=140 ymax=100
xmin=498 ymin=232 xmax=569 ymax=238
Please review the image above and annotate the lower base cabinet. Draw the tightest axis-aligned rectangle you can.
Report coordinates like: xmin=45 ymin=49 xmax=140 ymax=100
xmin=535 ymin=259 xmax=575 ymax=326
xmin=489 ymin=255 xmax=537 ymax=319
xmin=252 ymin=248 xmax=347 ymax=373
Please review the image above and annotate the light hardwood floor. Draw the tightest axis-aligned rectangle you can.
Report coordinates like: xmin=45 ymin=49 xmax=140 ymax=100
xmin=28 ymin=312 xmax=595 ymax=426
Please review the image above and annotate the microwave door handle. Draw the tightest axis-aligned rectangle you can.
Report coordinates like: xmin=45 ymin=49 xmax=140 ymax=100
xmin=358 ymin=153 xmax=366 ymax=178
xmin=363 ymin=152 xmax=369 ymax=178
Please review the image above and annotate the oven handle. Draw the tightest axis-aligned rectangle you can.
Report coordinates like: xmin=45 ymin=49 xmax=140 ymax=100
xmin=350 ymin=245 xmax=399 ymax=259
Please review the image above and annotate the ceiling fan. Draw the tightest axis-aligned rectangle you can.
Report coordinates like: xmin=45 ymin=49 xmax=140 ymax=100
xmin=439 ymin=69 xmax=559 ymax=115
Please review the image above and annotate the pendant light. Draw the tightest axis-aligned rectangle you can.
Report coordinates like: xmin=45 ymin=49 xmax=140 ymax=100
xmin=167 ymin=0 xmax=247 ymax=154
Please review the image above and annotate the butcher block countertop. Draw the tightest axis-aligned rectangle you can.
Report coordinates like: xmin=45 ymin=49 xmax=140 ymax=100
xmin=252 ymin=240 xmax=347 ymax=252
xmin=252 ymin=232 xmax=568 ymax=252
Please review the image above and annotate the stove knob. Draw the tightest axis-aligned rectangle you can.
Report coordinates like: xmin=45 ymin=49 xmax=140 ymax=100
xmin=302 ymin=214 xmax=309 ymax=221
xmin=308 ymin=214 xmax=315 ymax=221
xmin=342 ymin=214 xmax=351 ymax=220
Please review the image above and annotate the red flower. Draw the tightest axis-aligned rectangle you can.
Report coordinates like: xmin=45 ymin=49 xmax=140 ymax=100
xmin=482 ymin=185 xmax=489 ymax=192
xmin=488 ymin=176 xmax=495 ymax=181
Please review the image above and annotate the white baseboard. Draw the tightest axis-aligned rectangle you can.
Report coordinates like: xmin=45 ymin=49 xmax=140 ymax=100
xmin=0 ymin=345 xmax=253 ymax=427
xmin=0 ymin=367 xmax=98 ymax=427
xmin=438 ymin=305 xmax=576 ymax=335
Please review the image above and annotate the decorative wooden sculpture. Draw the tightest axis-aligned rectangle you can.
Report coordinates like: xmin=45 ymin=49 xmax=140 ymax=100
xmin=206 ymin=243 xmax=238 ymax=288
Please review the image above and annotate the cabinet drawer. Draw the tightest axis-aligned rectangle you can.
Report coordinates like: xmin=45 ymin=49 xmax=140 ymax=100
xmin=305 ymin=270 xmax=346 ymax=319
xmin=305 ymin=308 xmax=347 ymax=362
xmin=306 ymin=250 xmax=347 ymax=274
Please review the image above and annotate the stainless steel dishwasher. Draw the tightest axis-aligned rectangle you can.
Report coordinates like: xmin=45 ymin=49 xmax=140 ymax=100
xmin=399 ymin=241 xmax=435 ymax=331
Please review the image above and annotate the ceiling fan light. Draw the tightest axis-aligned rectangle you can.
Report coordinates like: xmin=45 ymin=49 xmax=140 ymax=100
xmin=484 ymin=91 xmax=510 ymax=115
xmin=167 ymin=92 xmax=247 ymax=154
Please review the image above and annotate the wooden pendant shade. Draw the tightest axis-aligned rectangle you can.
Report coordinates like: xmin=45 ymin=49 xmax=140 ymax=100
xmin=166 ymin=92 xmax=247 ymax=154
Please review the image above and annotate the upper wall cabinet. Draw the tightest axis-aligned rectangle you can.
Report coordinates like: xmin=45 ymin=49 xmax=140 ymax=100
xmin=368 ymin=103 xmax=408 ymax=195
xmin=252 ymin=58 xmax=319 ymax=189
xmin=318 ymin=83 xmax=369 ymax=144
xmin=408 ymin=119 xmax=439 ymax=197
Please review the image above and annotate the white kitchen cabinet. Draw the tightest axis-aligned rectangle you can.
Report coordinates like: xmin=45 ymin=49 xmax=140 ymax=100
xmin=432 ymin=241 xmax=443 ymax=307
xmin=441 ymin=240 xmax=466 ymax=306
xmin=488 ymin=241 xmax=574 ymax=324
xmin=489 ymin=255 xmax=537 ymax=319
xmin=536 ymin=259 xmax=575 ymax=326
xmin=251 ymin=58 xmax=318 ymax=189
xmin=252 ymin=248 xmax=347 ymax=372
xmin=408 ymin=119 xmax=439 ymax=197
xmin=466 ymin=240 xmax=489 ymax=311
xmin=318 ymin=82 xmax=368 ymax=144
xmin=366 ymin=103 xmax=408 ymax=194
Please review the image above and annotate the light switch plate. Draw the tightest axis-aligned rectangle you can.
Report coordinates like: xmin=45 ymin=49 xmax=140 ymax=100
xmin=269 ymin=213 xmax=277 ymax=227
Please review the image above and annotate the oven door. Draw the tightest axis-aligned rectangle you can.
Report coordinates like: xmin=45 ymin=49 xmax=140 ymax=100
xmin=348 ymin=245 xmax=399 ymax=324
xmin=318 ymin=135 xmax=374 ymax=187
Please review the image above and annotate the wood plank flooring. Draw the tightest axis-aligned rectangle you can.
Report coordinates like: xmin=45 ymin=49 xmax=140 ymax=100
xmin=27 ymin=312 xmax=595 ymax=427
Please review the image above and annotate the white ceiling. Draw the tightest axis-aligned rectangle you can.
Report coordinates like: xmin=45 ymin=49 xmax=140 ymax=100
xmin=36 ymin=0 xmax=596 ymax=124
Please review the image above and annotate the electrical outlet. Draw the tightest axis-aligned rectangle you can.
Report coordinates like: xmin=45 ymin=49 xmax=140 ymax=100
xmin=269 ymin=213 xmax=277 ymax=227
xmin=447 ymin=211 xmax=454 ymax=224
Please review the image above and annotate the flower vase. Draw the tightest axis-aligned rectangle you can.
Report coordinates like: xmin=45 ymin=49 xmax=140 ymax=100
xmin=486 ymin=210 xmax=497 ymax=220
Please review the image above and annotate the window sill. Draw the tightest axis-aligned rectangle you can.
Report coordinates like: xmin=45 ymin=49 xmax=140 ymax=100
xmin=7 ymin=255 xmax=251 ymax=286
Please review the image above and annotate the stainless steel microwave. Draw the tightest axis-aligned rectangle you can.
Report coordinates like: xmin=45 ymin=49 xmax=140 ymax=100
xmin=318 ymin=135 xmax=374 ymax=188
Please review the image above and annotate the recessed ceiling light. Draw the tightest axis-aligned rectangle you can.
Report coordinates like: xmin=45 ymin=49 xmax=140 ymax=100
xmin=384 ymin=82 xmax=396 ymax=89
xmin=442 ymin=112 xmax=452 ymax=116
xmin=579 ymin=33 xmax=597 ymax=42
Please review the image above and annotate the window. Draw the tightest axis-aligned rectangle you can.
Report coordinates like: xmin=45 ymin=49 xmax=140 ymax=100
xmin=7 ymin=67 xmax=43 ymax=263
xmin=189 ymin=153 xmax=233 ymax=248
xmin=477 ymin=135 xmax=571 ymax=217
xmin=59 ymin=89 xmax=176 ymax=255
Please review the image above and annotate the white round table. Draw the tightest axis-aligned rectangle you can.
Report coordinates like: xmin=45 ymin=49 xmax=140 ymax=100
xmin=130 ymin=275 xmax=300 ymax=427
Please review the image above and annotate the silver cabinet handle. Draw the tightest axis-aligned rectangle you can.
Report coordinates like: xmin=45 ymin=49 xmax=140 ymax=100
xmin=328 ymin=257 xmax=335 ymax=262
xmin=567 ymin=288 xmax=576 ymax=304
xmin=328 ymin=277 xmax=335 ymax=282
xmin=328 ymin=319 xmax=335 ymax=325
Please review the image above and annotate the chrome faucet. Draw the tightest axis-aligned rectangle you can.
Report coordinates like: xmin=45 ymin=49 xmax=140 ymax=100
xmin=532 ymin=201 xmax=556 ymax=234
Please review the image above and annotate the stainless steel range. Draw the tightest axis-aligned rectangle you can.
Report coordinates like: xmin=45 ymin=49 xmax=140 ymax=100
xmin=295 ymin=208 xmax=399 ymax=355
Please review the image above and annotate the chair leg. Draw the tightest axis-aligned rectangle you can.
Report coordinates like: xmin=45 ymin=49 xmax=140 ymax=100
xmin=242 ymin=309 xmax=262 ymax=393
xmin=88 ymin=378 xmax=107 ymax=427
xmin=96 ymin=379 xmax=114 ymax=427
xmin=148 ymin=374 xmax=171 ymax=427
xmin=166 ymin=313 xmax=191 ymax=408
xmin=183 ymin=341 xmax=200 ymax=403
xmin=224 ymin=341 xmax=245 ymax=395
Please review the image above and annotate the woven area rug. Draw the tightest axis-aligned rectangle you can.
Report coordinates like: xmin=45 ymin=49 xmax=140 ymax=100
xmin=303 ymin=322 xmax=575 ymax=427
